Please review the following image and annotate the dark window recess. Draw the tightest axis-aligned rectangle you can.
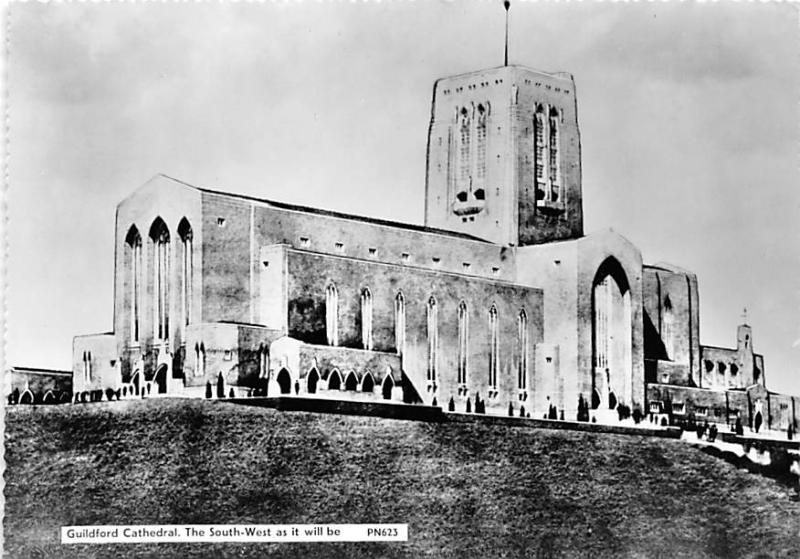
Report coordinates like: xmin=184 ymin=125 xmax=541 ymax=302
xmin=456 ymin=191 xmax=468 ymax=202
xmin=473 ymin=189 xmax=485 ymax=200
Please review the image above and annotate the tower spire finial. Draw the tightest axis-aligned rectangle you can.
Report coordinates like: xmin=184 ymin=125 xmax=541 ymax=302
xmin=504 ymin=1 xmax=511 ymax=67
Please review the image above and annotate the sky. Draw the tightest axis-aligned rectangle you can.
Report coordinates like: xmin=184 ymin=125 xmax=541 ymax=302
xmin=6 ymin=1 xmax=800 ymax=395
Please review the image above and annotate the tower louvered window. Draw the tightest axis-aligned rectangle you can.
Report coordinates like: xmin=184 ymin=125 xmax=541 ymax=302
xmin=549 ymin=107 xmax=561 ymax=202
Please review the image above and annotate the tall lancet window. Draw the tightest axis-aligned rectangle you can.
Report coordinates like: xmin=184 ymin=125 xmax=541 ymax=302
xmin=663 ymin=296 xmax=675 ymax=360
xmin=489 ymin=304 xmax=499 ymax=389
xmin=126 ymin=226 xmax=142 ymax=344
xmin=534 ymin=105 xmax=547 ymax=192
xmin=457 ymin=301 xmax=469 ymax=385
xmin=427 ymin=296 xmax=438 ymax=383
xmin=149 ymin=218 xmax=170 ymax=342
xmin=178 ymin=219 xmax=193 ymax=337
xmin=476 ymin=105 xmax=487 ymax=181
xmin=458 ymin=107 xmax=471 ymax=185
xmin=394 ymin=292 xmax=406 ymax=355
xmin=518 ymin=309 xmax=528 ymax=390
xmin=325 ymin=283 xmax=339 ymax=346
xmin=360 ymin=288 xmax=373 ymax=350
xmin=548 ymin=107 xmax=561 ymax=201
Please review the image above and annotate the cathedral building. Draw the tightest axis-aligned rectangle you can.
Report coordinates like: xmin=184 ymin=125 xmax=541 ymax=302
xmin=71 ymin=62 xmax=798 ymax=432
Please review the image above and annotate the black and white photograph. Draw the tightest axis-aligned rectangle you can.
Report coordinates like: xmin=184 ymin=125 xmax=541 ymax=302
xmin=3 ymin=1 xmax=800 ymax=557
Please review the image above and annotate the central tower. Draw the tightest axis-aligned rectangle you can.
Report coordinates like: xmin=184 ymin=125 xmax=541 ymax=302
xmin=424 ymin=65 xmax=583 ymax=246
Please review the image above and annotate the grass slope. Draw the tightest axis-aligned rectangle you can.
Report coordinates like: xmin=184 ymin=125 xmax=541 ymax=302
xmin=5 ymin=399 xmax=800 ymax=558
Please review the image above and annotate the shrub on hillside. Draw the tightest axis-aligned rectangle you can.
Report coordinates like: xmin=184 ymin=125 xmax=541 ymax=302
xmin=448 ymin=397 xmax=455 ymax=412
xmin=519 ymin=405 xmax=526 ymax=418
xmin=632 ymin=407 xmax=643 ymax=424
xmin=205 ymin=382 xmax=212 ymax=399
xmin=216 ymin=374 xmax=225 ymax=398
xmin=105 ymin=388 xmax=116 ymax=402
xmin=508 ymin=402 xmax=514 ymax=417
xmin=466 ymin=398 xmax=472 ymax=413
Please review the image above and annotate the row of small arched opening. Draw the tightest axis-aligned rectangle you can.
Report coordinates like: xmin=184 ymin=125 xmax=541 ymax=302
xmin=275 ymin=367 xmax=395 ymax=400
xmin=7 ymin=388 xmax=71 ymax=406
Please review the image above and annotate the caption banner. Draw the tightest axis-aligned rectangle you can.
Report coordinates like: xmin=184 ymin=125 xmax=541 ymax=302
xmin=62 ymin=524 xmax=407 ymax=544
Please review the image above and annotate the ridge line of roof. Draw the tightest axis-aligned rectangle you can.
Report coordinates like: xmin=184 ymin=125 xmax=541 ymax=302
xmin=198 ymin=187 xmax=492 ymax=244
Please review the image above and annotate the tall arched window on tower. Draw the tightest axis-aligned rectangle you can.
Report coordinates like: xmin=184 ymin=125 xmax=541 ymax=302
xmin=360 ymin=287 xmax=373 ymax=350
xmin=325 ymin=283 xmax=339 ymax=346
xmin=457 ymin=107 xmax=471 ymax=190
xmin=548 ymin=107 xmax=561 ymax=202
xmin=394 ymin=292 xmax=406 ymax=355
xmin=534 ymin=105 xmax=547 ymax=201
xmin=476 ymin=104 xmax=487 ymax=182
xmin=427 ymin=296 xmax=438 ymax=384
xmin=149 ymin=218 xmax=170 ymax=342
xmin=518 ymin=309 xmax=528 ymax=391
xmin=126 ymin=226 xmax=142 ymax=344
xmin=489 ymin=304 xmax=499 ymax=390
xmin=457 ymin=301 xmax=468 ymax=385
xmin=178 ymin=219 xmax=193 ymax=339
xmin=663 ymin=296 xmax=675 ymax=360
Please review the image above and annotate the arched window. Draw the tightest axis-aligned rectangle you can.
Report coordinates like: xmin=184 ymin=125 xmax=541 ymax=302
xmin=458 ymin=107 xmax=471 ymax=185
xmin=457 ymin=301 xmax=468 ymax=385
xmin=149 ymin=218 xmax=170 ymax=341
xmin=534 ymin=105 xmax=547 ymax=195
xmin=325 ymin=283 xmax=338 ymax=346
xmin=83 ymin=351 xmax=92 ymax=384
xmin=394 ymin=292 xmax=406 ymax=355
xmin=476 ymin=104 xmax=487 ymax=180
xmin=548 ymin=107 xmax=560 ymax=201
xmin=258 ymin=345 xmax=267 ymax=378
xmin=126 ymin=226 xmax=142 ymax=343
xmin=360 ymin=288 xmax=373 ymax=350
xmin=427 ymin=296 xmax=438 ymax=383
xmin=662 ymin=296 xmax=675 ymax=360
xmin=518 ymin=309 xmax=528 ymax=390
xmin=489 ymin=305 xmax=499 ymax=389
xmin=178 ymin=218 xmax=193 ymax=334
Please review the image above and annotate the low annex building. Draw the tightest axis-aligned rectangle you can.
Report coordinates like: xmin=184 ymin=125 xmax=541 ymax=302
xmin=71 ymin=62 xmax=798 ymax=432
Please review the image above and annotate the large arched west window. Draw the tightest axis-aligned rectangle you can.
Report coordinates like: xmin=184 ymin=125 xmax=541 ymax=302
xmin=325 ymin=283 xmax=339 ymax=346
xmin=149 ymin=217 xmax=170 ymax=341
xmin=360 ymin=287 xmax=373 ymax=350
xmin=489 ymin=304 xmax=499 ymax=389
xmin=457 ymin=301 xmax=468 ymax=385
xmin=394 ymin=292 xmax=406 ymax=355
xmin=518 ymin=309 xmax=528 ymax=390
xmin=427 ymin=296 xmax=438 ymax=383
xmin=178 ymin=218 xmax=193 ymax=336
xmin=592 ymin=257 xmax=633 ymax=410
xmin=125 ymin=226 xmax=142 ymax=343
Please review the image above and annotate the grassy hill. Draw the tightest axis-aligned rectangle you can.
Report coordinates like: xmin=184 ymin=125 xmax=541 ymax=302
xmin=5 ymin=399 xmax=800 ymax=558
